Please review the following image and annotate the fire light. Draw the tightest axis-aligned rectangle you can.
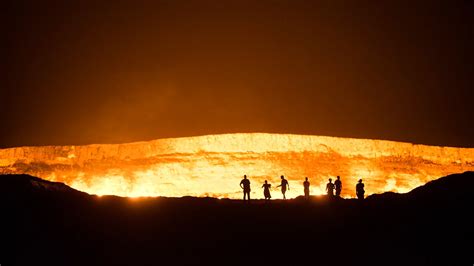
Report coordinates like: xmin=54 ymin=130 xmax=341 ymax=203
xmin=1 ymin=133 xmax=473 ymax=198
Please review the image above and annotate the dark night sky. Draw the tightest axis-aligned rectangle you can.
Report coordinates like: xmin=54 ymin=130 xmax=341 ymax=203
xmin=2 ymin=1 xmax=473 ymax=148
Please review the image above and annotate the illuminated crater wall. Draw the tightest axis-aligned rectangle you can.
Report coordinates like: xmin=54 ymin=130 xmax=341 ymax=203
xmin=1 ymin=133 xmax=473 ymax=198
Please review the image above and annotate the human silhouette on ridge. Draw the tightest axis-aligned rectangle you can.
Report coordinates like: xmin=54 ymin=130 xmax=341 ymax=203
xmin=240 ymin=175 xmax=251 ymax=202
xmin=326 ymin=178 xmax=335 ymax=197
xmin=277 ymin=175 xmax=290 ymax=199
xmin=262 ymin=180 xmax=272 ymax=201
xmin=334 ymin=176 xmax=342 ymax=197
xmin=303 ymin=177 xmax=310 ymax=199
xmin=356 ymin=179 xmax=365 ymax=200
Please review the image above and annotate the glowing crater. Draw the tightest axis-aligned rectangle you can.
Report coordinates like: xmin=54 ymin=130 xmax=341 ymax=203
xmin=1 ymin=133 xmax=473 ymax=198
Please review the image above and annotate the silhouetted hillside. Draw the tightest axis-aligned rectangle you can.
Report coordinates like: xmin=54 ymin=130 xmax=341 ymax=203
xmin=367 ymin=171 xmax=474 ymax=203
xmin=1 ymin=172 xmax=473 ymax=266
xmin=408 ymin=171 xmax=474 ymax=198
xmin=0 ymin=174 xmax=87 ymax=195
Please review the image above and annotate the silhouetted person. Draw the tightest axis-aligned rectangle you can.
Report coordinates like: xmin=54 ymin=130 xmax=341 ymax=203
xmin=334 ymin=176 xmax=342 ymax=197
xmin=326 ymin=178 xmax=335 ymax=197
xmin=262 ymin=180 xmax=272 ymax=201
xmin=240 ymin=175 xmax=251 ymax=201
xmin=277 ymin=175 xmax=290 ymax=199
xmin=303 ymin=177 xmax=310 ymax=199
xmin=356 ymin=179 xmax=365 ymax=200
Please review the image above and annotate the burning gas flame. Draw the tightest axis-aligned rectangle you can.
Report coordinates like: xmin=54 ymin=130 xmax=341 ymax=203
xmin=1 ymin=133 xmax=473 ymax=198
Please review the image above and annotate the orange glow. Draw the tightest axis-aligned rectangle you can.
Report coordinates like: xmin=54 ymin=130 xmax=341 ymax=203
xmin=1 ymin=133 xmax=473 ymax=198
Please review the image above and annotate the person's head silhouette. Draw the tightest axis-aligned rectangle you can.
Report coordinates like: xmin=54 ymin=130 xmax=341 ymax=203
xmin=359 ymin=179 xmax=362 ymax=183
xmin=281 ymin=175 xmax=284 ymax=179
xmin=329 ymin=178 xmax=332 ymax=183
xmin=244 ymin=175 xmax=247 ymax=179
xmin=305 ymin=177 xmax=308 ymax=181
xmin=264 ymin=180 xmax=268 ymax=184
xmin=337 ymin=176 xmax=340 ymax=180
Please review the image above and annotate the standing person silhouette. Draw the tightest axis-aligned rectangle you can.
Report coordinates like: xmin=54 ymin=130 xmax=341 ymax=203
xmin=356 ymin=179 xmax=365 ymax=200
xmin=326 ymin=178 xmax=335 ymax=197
xmin=334 ymin=176 xmax=342 ymax=197
xmin=240 ymin=175 xmax=251 ymax=202
xmin=262 ymin=180 xmax=272 ymax=201
xmin=277 ymin=175 xmax=290 ymax=199
xmin=303 ymin=177 xmax=310 ymax=199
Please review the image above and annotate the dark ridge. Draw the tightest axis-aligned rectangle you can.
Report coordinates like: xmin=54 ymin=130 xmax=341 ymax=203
xmin=0 ymin=174 xmax=87 ymax=195
xmin=407 ymin=171 xmax=474 ymax=198
xmin=366 ymin=171 xmax=474 ymax=202
xmin=1 ymin=172 xmax=473 ymax=266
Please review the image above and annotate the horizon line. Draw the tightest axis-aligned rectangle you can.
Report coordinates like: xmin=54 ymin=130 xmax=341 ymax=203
xmin=2 ymin=132 xmax=474 ymax=150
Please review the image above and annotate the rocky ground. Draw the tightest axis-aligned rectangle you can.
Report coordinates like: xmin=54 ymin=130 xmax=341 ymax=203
xmin=1 ymin=172 xmax=473 ymax=266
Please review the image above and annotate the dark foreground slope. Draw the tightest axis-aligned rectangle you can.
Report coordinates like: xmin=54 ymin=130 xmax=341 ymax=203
xmin=1 ymin=172 xmax=473 ymax=266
